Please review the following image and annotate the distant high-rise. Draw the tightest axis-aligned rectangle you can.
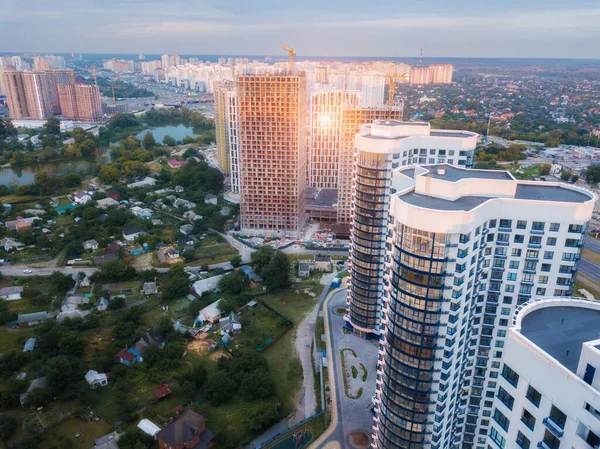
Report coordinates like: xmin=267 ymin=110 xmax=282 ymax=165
xmin=21 ymin=71 xmax=55 ymax=119
xmin=237 ymin=71 xmax=308 ymax=237
xmin=0 ymin=69 xmax=28 ymax=119
xmin=103 ymin=58 xmax=135 ymax=73
xmin=307 ymin=89 xmax=360 ymax=189
xmin=409 ymin=64 xmax=453 ymax=85
xmin=161 ymin=54 xmax=180 ymax=69
xmin=214 ymin=82 xmax=240 ymax=193
xmin=58 ymin=84 xmax=103 ymax=122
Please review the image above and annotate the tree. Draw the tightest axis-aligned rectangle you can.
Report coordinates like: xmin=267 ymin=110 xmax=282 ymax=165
xmin=230 ymin=255 xmax=242 ymax=268
xmin=205 ymin=374 xmax=237 ymax=404
xmin=162 ymin=263 xmax=190 ymax=301
xmin=108 ymin=113 xmax=139 ymax=129
xmin=246 ymin=403 xmax=281 ymax=433
xmin=49 ymin=271 xmax=75 ymax=295
xmin=44 ymin=356 xmax=81 ymax=393
xmin=560 ymin=171 xmax=571 ymax=181
xmin=42 ymin=117 xmax=61 ymax=135
xmin=98 ymin=165 xmax=121 ymax=183
xmin=142 ymin=131 xmax=157 ymax=149
xmin=538 ymin=163 xmax=551 ymax=176
xmin=26 ymin=387 xmax=53 ymax=407
xmin=79 ymin=138 xmax=96 ymax=157
xmin=58 ymin=331 xmax=85 ymax=357
xmin=34 ymin=171 xmax=62 ymax=195
xmin=239 ymin=371 xmax=275 ymax=400
xmin=219 ymin=271 xmax=250 ymax=296
xmin=162 ymin=135 xmax=177 ymax=146
xmin=262 ymin=252 xmax=291 ymax=292
xmin=118 ymin=429 xmax=155 ymax=449
xmin=251 ymin=245 xmax=275 ymax=276
xmin=570 ymin=174 xmax=579 ymax=183
xmin=61 ymin=172 xmax=82 ymax=188
xmin=0 ymin=415 xmax=17 ymax=441
xmin=585 ymin=165 xmax=600 ymax=184
xmin=122 ymin=160 xmax=150 ymax=178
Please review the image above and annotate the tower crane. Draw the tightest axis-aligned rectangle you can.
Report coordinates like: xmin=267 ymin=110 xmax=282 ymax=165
xmin=282 ymin=45 xmax=296 ymax=74
xmin=386 ymin=67 xmax=410 ymax=117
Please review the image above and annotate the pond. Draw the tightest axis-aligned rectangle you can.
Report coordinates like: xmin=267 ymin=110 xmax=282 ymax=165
xmin=136 ymin=124 xmax=199 ymax=143
xmin=0 ymin=158 xmax=103 ymax=187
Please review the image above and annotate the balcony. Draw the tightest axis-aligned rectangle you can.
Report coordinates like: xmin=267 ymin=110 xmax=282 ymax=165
xmin=530 ymin=229 xmax=545 ymax=235
xmin=523 ymin=268 xmax=537 ymax=274
xmin=498 ymin=226 xmax=512 ymax=232
xmin=528 ymin=243 xmax=542 ymax=249
xmin=543 ymin=417 xmax=565 ymax=438
xmin=496 ymin=241 xmax=510 ymax=246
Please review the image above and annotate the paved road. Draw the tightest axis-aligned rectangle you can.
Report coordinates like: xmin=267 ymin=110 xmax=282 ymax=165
xmin=581 ymin=236 xmax=600 ymax=285
xmin=584 ymin=235 xmax=600 ymax=254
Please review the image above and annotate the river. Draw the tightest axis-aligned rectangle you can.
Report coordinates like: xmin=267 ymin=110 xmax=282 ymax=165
xmin=1 ymin=124 xmax=199 ymax=186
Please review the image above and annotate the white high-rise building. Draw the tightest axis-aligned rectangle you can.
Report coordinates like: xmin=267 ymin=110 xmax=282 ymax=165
xmin=488 ymin=297 xmax=600 ymax=449
xmin=214 ymin=82 xmax=240 ymax=194
xmin=345 ymin=120 xmax=595 ymax=449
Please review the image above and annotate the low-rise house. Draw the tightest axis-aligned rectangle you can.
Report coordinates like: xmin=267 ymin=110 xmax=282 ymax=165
xmin=192 ymin=275 xmax=223 ymax=297
xmin=154 ymin=383 xmax=171 ymax=400
xmin=83 ymin=239 xmax=99 ymax=252
xmin=298 ymin=262 xmax=311 ymax=278
xmin=96 ymin=197 xmax=119 ymax=209
xmin=168 ymin=159 xmax=188 ymax=169
xmin=158 ymin=246 xmax=183 ymax=265
xmin=137 ymin=419 xmax=161 ymax=438
xmin=117 ymin=347 xmax=141 ymax=366
xmin=96 ymin=297 xmax=109 ymax=311
xmin=197 ymin=299 xmax=222 ymax=325
xmin=156 ymin=410 xmax=214 ymax=449
xmin=219 ymin=206 xmax=231 ymax=216
xmin=122 ymin=226 xmax=146 ymax=242
xmin=92 ymin=431 xmax=120 ymax=449
xmin=18 ymin=311 xmax=49 ymax=328
xmin=56 ymin=309 xmax=91 ymax=322
xmin=0 ymin=286 xmax=23 ymax=301
xmin=105 ymin=242 xmax=121 ymax=254
xmin=180 ymin=224 xmax=194 ymax=235
xmin=85 ymin=369 xmax=109 ymax=388
xmin=183 ymin=210 xmax=203 ymax=221
xmin=20 ymin=376 xmax=48 ymax=406
xmin=131 ymin=330 xmax=167 ymax=360
xmin=142 ymin=282 xmax=158 ymax=296
xmin=5 ymin=216 xmax=39 ymax=230
xmin=127 ymin=177 xmax=156 ymax=188
xmin=173 ymin=198 xmax=196 ymax=209
xmin=23 ymin=337 xmax=36 ymax=352
xmin=131 ymin=206 xmax=153 ymax=219
xmin=177 ymin=235 xmax=198 ymax=246
xmin=73 ymin=190 xmax=92 ymax=204
xmin=152 ymin=218 xmax=163 ymax=226
xmin=94 ymin=253 xmax=119 ymax=265
xmin=106 ymin=189 xmax=121 ymax=201
xmin=204 ymin=194 xmax=217 ymax=205
xmin=0 ymin=237 xmax=24 ymax=252
xmin=313 ymin=254 xmax=332 ymax=271
xmin=219 ymin=312 xmax=242 ymax=335
xmin=239 ymin=266 xmax=263 ymax=283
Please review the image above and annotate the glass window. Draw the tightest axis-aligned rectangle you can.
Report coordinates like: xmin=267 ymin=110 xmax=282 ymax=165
xmin=501 ymin=364 xmax=519 ymax=387
xmin=497 ymin=386 xmax=514 ymax=410
xmin=499 ymin=219 xmax=512 ymax=229
xmin=516 ymin=431 xmax=531 ymax=449
xmin=521 ymin=408 xmax=536 ymax=430
xmin=549 ymin=223 xmax=560 ymax=232
xmin=532 ymin=221 xmax=545 ymax=231
xmin=536 ymin=287 xmax=546 ymax=295
xmin=489 ymin=220 xmax=497 ymax=228
xmin=516 ymin=220 xmax=527 ymax=229
xmin=493 ymin=408 xmax=510 ymax=431
xmin=541 ymin=264 xmax=551 ymax=272
xmin=505 ymin=285 xmax=515 ymax=293
xmin=538 ymin=275 xmax=549 ymax=284
xmin=489 ymin=427 xmax=506 ymax=448
xmin=549 ymin=405 xmax=566 ymax=429
xmin=512 ymin=249 xmax=522 ymax=257
xmin=529 ymin=236 xmax=542 ymax=245
xmin=526 ymin=385 xmax=541 ymax=407
xmin=541 ymin=430 xmax=560 ymax=449
xmin=546 ymin=237 xmax=557 ymax=246
xmin=507 ymin=272 xmax=517 ymax=281
xmin=514 ymin=235 xmax=524 ymax=243
xmin=543 ymin=251 xmax=554 ymax=260
xmin=509 ymin=261 xmax=519 ymax=269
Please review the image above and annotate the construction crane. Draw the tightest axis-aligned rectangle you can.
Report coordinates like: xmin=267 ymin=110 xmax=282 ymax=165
xmin=111 ymin=85 xmax=116 ymax=104
xmin=282 ymin=45 xmax=296 ymax=74
xmin=386 ymin=67 xmax=410 ymax=117
xmin=92 ymin=66 xmax=98 ymax=85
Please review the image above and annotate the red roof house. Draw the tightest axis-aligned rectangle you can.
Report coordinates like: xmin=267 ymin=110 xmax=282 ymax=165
xmin=154 ymin=383 xmax=171 ymax=400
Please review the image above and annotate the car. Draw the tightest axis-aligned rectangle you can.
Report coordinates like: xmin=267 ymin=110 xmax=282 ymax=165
xmin=23 ymin=269 xmax=32 ymax=274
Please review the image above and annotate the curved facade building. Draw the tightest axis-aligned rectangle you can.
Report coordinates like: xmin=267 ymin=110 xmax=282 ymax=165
xmin=346 ymin=121 xmax=595 ymax=449
xmin=346 ymin=121 xmax=478 ymax=337
xmin=489 ymin=298 xmax=600 ymax=449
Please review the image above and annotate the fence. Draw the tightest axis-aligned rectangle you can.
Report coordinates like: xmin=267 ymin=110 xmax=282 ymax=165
xmin=255 ymin=411 xmax=325 ymax=449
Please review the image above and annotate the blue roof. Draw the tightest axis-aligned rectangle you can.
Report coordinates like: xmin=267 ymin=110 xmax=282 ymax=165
xmin=23 ymin=338 xmax=36 ymax=352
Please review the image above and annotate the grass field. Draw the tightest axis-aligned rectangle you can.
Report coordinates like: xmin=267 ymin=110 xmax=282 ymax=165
xmin=0 ymin=327 xmax=35 ymax=352
xmin=574 ymin=276 xmax=600 ymax=299
xmin=583 ymin=249 xmax=600 ymax=265
xmin=39 ymin=418 xmax=113 ymax=449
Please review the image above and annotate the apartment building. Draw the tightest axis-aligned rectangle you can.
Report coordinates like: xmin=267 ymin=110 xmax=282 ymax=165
xmin=488 ymin=297 xmax=600 ymax=449
xmin=307 ymin=89 xmax=360 ymax=189
xmin=345 ymin=121 xmax=595 ymax=449
xmin=0 ymin=69 xmax=28 ymax=119
xmin=57 ymin=83 xmax=103 ymax=122
xmin=214 ymin=81 xmax=240 ymax=192
xmin=237 ymin=72 xmax=308 ymax=237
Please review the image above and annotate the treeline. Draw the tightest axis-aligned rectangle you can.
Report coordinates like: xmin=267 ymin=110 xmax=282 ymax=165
xmin=95 ymin=77 xmax=153 ymax=98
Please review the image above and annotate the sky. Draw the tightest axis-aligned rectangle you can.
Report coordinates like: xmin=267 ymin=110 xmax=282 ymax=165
xmin=2 ymin=0 xmax=600 ymax=59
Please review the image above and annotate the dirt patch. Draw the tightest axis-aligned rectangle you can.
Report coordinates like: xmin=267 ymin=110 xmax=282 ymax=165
xmin=186 ymin=334 xmax=217 ymax=356
xmin=209 ymin=351 xmax=230 ymax=361
xmin=131 ymin=251 xmax=154 ymax=270
xmin=349 ymin=431 xmax=370 ymax=449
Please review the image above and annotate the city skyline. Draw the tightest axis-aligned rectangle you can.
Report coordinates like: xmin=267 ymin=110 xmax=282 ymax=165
xmin=2 ymin=1 xmax=600 ymax=59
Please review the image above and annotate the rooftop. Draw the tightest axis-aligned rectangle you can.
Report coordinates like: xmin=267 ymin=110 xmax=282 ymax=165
xmin=521 ymin=306 xmax=600 ymax=373
xmin=429 ymin=131 xmax=477 ymax=138
xmin=400 ymin=193 xmax=491 ymax=211
xmin=515 ymin=184 xmax=591 ymax=203
xmin=423 ymin=165 xmax=513 ymax=182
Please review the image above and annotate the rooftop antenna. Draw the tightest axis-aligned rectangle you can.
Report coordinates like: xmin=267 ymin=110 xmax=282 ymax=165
xmin=419 ymin=48 xmax=423 ymax=67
